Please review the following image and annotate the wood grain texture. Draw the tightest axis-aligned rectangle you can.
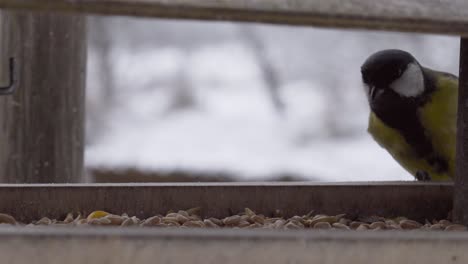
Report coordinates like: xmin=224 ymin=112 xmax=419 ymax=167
xmin=1 ymin=229 xmax=468 ymax=264
xmin=0 ymin=0 xmax=468 ymax=35
xmin=0 ymin=11 xmax=87 ymax=183
xmin=0 ymin=182 xmax=452 ymax=222
xmin=454 ymin=38 xmax=468 ymax=224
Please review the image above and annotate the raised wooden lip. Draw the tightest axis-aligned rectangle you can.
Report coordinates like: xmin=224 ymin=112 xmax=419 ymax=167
xmin=0 ymin=181 xmax=453 ymax=187
xmin=0 ymin=182 xmax=452 ymax=222
xmin=0 ymin=226 xmax=465 ymax=241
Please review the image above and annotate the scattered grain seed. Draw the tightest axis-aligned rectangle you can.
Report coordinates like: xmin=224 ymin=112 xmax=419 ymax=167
xmin=273 ymin=219 xmax=286 ymax=229
xmin=203 ymin=219 xmax=219 ymax=228
xmin=166 ymin=221 xmax=181 ymax=227
xmin=162 ymin=217 xmax=178 ymax=223
xmin=177 ymin=210 xmax=190 ymax=218
xmin=309 ymin=216 xmax=337 ymax=226
xmin=314 ymin=222 xmax=332 ymax=229
xmin=88 ymin=218 xmax=102 ymax=225
xmin=422 ymin=223 xmax=432 ymax=230
xmin=0 ymin=213 xmax=16 ymax=225
xmin=387 ymin=224 xmax=401 ymax=230
xmin=334 ymin=214 xmax=346 ymax=221
xmin=350 ymin=221 xmax=365 ymax=229
xmin=285 ymin=222 xmax=302 ymax=230
xmin=239 ymin=220 xmax=251 ymax=228
xmin=131 ymin=216 xmax=140 ymax=224
xmin=338 ymin=218 xmax=350 ymax=225
xmin=73 ymin=214 xmax=84 ymax=222
xmin=208 ymin=218 xmax=223 ymax=226
xmin=332 ymin=223 xmax=350 ymax=230
xmin=265 ymin=218 xmax=280 ymax=225
xmin=189 ymin=215 xmax=201 ymax=221
xmin=5 ymin=209 xmax=466 ymax=232
xmin=142 ymin=216 xmax=161 ymax=226
xmin=121 ymin=218 xmax=135 ymax=227
xmin=223 ymin=215 xmax=241 ymax=226
xmin=251 ymin=215 xmax=265 ymax=224
xmin=240 ymin=215 xmax=250 ymax=222
xmin=245 ymin=208 xmax=255 ymax=217
xmin=445 ymin=224 xmax=467 ymax=231
xmin=394 ymin=217 xmax=408 ymax=224
xmin=63 ymin=213 xmax=74 ymax=224
xmin=400 ymin=220 xmax=422 ymax=230
xmin=439 ymin=220 xmax=452 ymax=228
xmin=176 ymin=214 xmax=189 ymax=224
xmin=360 ymin=215 xmax=386 ymax=223
xmin=290 ymin=216 xmax=304 ymax=223
xmin=356 ymin=224 xmax=369 ymax=231
xmin=163 ymin=220 xmax=179 ymax=226
xmin=87 ymin=211 xmax=110 ymax=221
xmin=166 ymin=213 xmax=179 ymax=218
xmin=183 ymin=221 xmax=205 ymax=228
xmin=369 ymin=221 xmax=386 ymax=230
xmin=289 ymin=220 xmax=304 ymax=228
xmin=186 ymin=207 xmax=201 ymax=216
xmin=104 ymin=214 xmax=125 ymax=225
xmin=76 ymin=219 xmax=88 ymax=225
xmin=430 ymin=224 xmax=443 ymax=230
xmin=311 ymin=214 xmax=327 ymax=220
xmin=36 ymin=217 xmax=51 ymax=225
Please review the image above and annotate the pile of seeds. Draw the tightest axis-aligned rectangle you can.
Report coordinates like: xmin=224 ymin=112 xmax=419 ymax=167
xmin=0 ymin=208 xmax=465 ymax=231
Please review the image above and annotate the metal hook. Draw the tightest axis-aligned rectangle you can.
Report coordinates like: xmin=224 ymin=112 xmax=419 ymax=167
xmin=0 ymin=58 xmax=15 ymax=95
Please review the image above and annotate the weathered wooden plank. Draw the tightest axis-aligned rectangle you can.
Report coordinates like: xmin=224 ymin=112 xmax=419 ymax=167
xmin=0 ymin=228 xmax=468 ymax=264
xmin=0 ymin=11 xmax=86 ymax=183
xmin=0 ymin=0 xmax=467 ymax=35
xmin=454 ymin=38 xmax=468 ymax=225
xmin=0 ymin=182 xmax=452 ymax=222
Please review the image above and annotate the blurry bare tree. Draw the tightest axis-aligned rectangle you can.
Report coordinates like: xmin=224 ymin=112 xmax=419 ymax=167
xmin=166 ymin=59 xmax=198 ymax=112
xmin=239 ymin=25 xmax=285 ymax=114
xmin=85 ymin=17 xmax=455 ymax=147
xmin=86 ymin=16 xmax=115 ymax=144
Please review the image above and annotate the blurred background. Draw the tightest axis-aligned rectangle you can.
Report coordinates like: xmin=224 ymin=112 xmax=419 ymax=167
xmin=84 ymin=16 xmax=459 ymax=182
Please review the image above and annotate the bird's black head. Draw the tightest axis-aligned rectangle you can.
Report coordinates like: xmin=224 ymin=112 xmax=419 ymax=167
xmin=361 ymin=49 xmax=425 ymax=108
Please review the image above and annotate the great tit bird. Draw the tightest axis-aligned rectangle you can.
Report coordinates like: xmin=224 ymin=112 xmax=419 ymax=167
xmin=361 ymin=49 xmax=457 ymax=181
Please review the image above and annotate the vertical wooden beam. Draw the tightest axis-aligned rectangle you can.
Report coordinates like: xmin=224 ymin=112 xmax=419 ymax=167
xmin=0 ymin=11 xmax=86 ymax=183
xmin=454 ymin=38 xmax=468 ymax=224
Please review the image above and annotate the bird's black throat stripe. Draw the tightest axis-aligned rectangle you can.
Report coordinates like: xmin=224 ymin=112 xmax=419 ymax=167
xmin=371 ymin=71 xmax=449 ymax=174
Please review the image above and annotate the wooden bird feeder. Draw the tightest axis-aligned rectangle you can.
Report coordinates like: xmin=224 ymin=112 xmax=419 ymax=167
xmin=0 ymin=1 xmax=468 ymax=263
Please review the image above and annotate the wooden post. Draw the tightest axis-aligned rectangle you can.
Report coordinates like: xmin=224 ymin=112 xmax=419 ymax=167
xmin=454 ymin=38 xmax=468 ymax=224
xmin=0 ymin=11 xmax=86 ymax=183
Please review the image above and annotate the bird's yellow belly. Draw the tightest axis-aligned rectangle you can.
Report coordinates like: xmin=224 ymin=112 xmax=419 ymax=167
xmin=367 ymin=112 xmax=451 ymax=181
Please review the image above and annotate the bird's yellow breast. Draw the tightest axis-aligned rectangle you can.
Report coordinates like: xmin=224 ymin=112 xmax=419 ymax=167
xmin=417 ymin=73 xmax=457 ymax=179
xmin=368 ymin=71 xmax=457 ymax=181
xmin=368 ymin=113 xmax=446 ymax=180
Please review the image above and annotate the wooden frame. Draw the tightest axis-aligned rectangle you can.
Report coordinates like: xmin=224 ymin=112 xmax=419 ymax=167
xmin=0 ymin=0 xmax=468 ymax=225
xmin=1 ymin=0 xmax=468 ymax=35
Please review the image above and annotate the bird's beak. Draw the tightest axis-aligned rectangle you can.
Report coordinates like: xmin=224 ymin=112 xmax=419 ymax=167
xmin=369 ymin=85 xmax=377 ymax=100
xmin=369 ymin=86 xmax=385 ymax=102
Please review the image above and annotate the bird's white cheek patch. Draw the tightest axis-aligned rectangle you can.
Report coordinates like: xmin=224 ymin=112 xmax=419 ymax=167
xmin=390 ymin=63 xmax=424 ymax=97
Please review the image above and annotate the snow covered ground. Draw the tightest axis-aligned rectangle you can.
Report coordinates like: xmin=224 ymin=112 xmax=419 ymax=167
xmin=85 ymin=18 xmax=459 ymax=182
